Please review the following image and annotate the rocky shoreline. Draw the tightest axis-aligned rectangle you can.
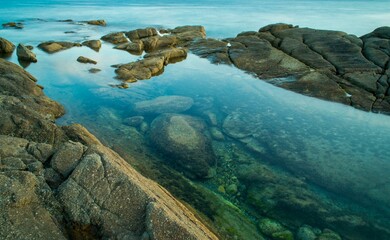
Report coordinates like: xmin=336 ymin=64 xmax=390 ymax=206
xmin=0 ymin=58 xmax=217 ymax=239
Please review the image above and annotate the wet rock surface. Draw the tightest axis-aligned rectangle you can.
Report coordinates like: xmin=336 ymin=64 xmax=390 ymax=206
xmin=0 ymin=37 xmax=15 ymax=54
xmin=17 ymin=44 xmax=37 ymax=63
xmin=150 ymin=114 xmax=215 ymax=178
xmin=190 ymin=23 xmax=390 ymax=114
xmin=82 ymin=40 xmax=102 ymax=51
xmin=77 ymin=56 xmax=97 ymax=64
xmin=0 ymin=58 xmax=217 ymax=239
xmin=101 ymin=32 xmax=129 ymax=44
xmin=38 ymin=41 xmax=82 ymax=53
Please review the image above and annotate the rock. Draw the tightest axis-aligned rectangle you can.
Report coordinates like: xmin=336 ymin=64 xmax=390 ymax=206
xmin=189 ymin=24 xmax=390 ymax=113
xmin=134 ymin=95 xmax=193 ymax=114
xmin=115 ymin=41 xmax=144 ymax=54
xmin=217 ymin=185 xmax=226 ymax=193
xmin=171 ymin=25 xmax=206 ymax=43
xmin=88 ymin=68 xmax=101 ymax=73
xmin=101 ymin=32 xmax=128 ymax=44
xmin=123 ymin=116 xmax=144 ymax=127
xmin=141 ymin=35 xmax=178 ymax=52
xmin=50 ymin=141 xmax=85 ymax=177
xmin=38 ymin=41 xmax=81 ymax=53
xmin=2 ymin=21 xmax=23 ymax=29
xmin=317 ymin=229 xmax=342 ymax=240
xmin=85 ymin=19 xmax=106 ymax=26
xmin=125 ymin=28 xmax=158 ymax=41
xmin=222 ymin=111 xmax=260 ymax=139
xmin=297 ymin=225 xmax=319 ymax=240
xmin=144 ymin=47 xmax=187 ymax=64
xmin=77 ymin=56 xmax=97 ymax=64
xmin=0 ymin=37 xmax=15 ymax=53
xmin=16 ymin=44 xmax=37 ymax=63
xmin=82 ymin=39 xmax=102 ymax=51
xmin=115 ymin=57 xmax=165 ymax=82
xmin=226 ymin=184 xmax=238 ymax=195
xmin=150 ymin=114 xmax=215 ymax=178
xmin=258 ymin=218 xmax=286 ymax=236
xmin=210 ymin=127 xmax=225 ymax=141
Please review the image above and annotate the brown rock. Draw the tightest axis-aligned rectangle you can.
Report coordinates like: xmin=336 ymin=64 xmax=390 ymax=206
xmin=77 ymin=56 xmax=97 ymax=64
xmin=114 ymin=57 xmax=165 ymax=82
xmin=17 ymin=44 xmax=37 ymax=63
xmin=86 ymin=19 xmax=106 ymax=26
xmin=0 ymin=37 xmax=15 ymax=53
xmin=2 ymin=21 xmax=23 ymax=29
xmin=101 ymin=32 xmax=128 ymax=44
xmin=125 ymin=27 xmax=158 ymax=41
xmin=82 ymin=40 xmax=102 ymax=51
xmin=38 ymin=41 xmax=81 ymax=53
xmin=144 ymin=47 xmax=187 ymax=64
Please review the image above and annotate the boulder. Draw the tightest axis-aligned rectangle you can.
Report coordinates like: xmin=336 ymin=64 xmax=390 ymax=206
xmin=150 ymin=114 xmax=215 ymax=178
xmin=114 ymin=57 xmax=165 ymax=82
xmin=144 ymin=47 xmax=187 ymax=64
xmin=16 ymin=44 xmax=37 ymax=63
xmin=0 ymin=37 xmax=15 ymax=53
xmin=125 ymin=27 xmax=158 ymax=41
xmin=77 ymin=56 xmax=97 ymax=64
xmin=133 ymin=95 xmax=193 ymax=114
xmin=82 ymin=40 xmax=102 ymax=51
xmin=171 ymin=25 xmax=206 ymax=43
xmin=114 ymin=41 xmax=144 ymax=54
xmin=38 ymin=41 xmax=81 ymax=53
xmin=141 ymin=35 xmax=178 ymax=52
xmin=101 ymin=32 xmax=128 ymax=44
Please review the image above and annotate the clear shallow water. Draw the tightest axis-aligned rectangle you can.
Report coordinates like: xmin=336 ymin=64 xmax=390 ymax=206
xmin=1 ymin=1 xmax=390 ymax=239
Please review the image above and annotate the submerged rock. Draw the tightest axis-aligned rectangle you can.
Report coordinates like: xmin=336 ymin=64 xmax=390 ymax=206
xmin=2 ymin=21 xmax=23 ymax=29
xmin=77 ymin=56 xmax=97 ymax=64
xmin=82 ymin=39 xmax=102 ymax=51
xmin=150 ymin=114 xmax=215 ymax=178
xmin=16 ymin=44 xmax=37 ymax=63
xmin=134 ymin=95 xmax=193 ymax=114
xmin=123 ymin=116 xmax=144 ymax=127
xmin=88 ymin=68 xmax=101 ymax=73
xmin=38 ymin=41 xmax=81 ymax=53
xmin=0 ymin=37 xmax=15 ymax=53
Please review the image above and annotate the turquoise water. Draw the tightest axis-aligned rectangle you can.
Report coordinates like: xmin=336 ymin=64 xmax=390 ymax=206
xmin=1 ymin=1 xmax=390 ymax=239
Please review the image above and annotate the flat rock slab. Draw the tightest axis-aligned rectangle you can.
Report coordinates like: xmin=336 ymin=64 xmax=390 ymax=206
xmin=77 ymin=56 xmax=97 ymax=64
xmin=133 ymin=95 xmax=194 ymax=114
xmin=38 ymin=41 xmax=81 ymax=53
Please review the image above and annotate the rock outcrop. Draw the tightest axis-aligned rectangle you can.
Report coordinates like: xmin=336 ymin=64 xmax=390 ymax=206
xmin=38 ymin=41 xmax=82 ymax=53
xmin=150 ymin=114 xmax=216 ymax=178
xmin=2 ymin=22 xmax=23 ymax=29
xmin=189 ymin=24 xmax=390 ymax=114
xmin=0 ymin=58 xmax=218 ymax=239
xmin=16 ymin=44 xmax=37 ymax=63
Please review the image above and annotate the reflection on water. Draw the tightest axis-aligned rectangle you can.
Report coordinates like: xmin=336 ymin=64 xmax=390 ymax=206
xmin=1 ymin=2 xmax=390 ymax=239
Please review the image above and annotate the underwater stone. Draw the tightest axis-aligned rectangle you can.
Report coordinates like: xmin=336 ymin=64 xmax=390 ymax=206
xmin=124 ymin=116 xmax=144 ymax=127
xmin=150 ymin=113 xmax=215 ymax=178
xmin=258 ymin=218 xmax=290 ymax=238
xmin=210 ymin=127 xmax=225 ymax=141
xmin=226 ymin=184 xmax=238 ymax=195
xmin=297 ymin=225 xmax=318 ymax=240
xmin=134 ymin=95 xmax=193 ymax=115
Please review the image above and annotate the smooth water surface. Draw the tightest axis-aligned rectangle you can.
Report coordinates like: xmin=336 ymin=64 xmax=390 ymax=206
xmin=1 ymin=1 xmax=390 ymax=239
